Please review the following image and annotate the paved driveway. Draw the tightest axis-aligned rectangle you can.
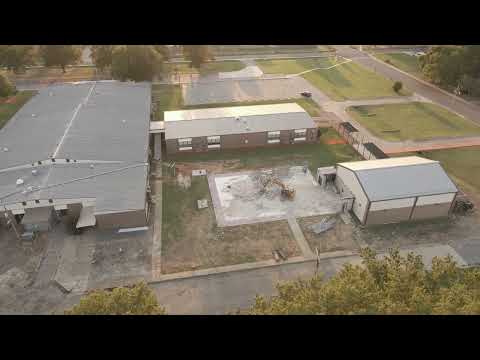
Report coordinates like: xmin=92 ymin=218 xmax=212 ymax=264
xmin=182 ymin=76 xmax=328 ymax=105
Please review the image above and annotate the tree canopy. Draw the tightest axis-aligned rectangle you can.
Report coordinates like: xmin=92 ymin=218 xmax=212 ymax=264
xmin=0 ymin=45 xmax=36 ymax=73
xmin=65 ymin=282 xmax=166 ymax=315
xmin=246 ymin=248 xmax=480 ymax=315
xmin=419 ymin=45 xmax=480 ymax=91
xmin=91 ymin=45 xmax=115 ymax=72
xmin=111 ymin=45 xmax=164 ymax=82
xmin=0 ymin=74 xmax=16 ymax=97
xmin=182 ymin=45 xmax=213 ymax=69
xmin=39 ymin=45 xmax=81 ymax=73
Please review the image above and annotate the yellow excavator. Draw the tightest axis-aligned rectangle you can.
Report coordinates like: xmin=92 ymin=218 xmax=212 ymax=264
xmin=260 ymin=175 xmax=295 ymax=200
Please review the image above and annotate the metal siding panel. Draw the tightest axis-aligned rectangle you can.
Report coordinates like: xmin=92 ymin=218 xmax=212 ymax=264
xmin=336 ymin=166 xmax=368 ymax=223
xmin=370 ymin=198 xmax=416 ymax=211
xmin=411 ymin=203 xmax=452 ymax=220
xmin=416 ymin=193 xmax=455 ymax=206
xmin=366 ymin=207 xmax=412 ymax=225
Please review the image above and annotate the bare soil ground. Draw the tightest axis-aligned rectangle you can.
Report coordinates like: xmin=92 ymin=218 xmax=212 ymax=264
xmin=299 ymin=215 xmax=359 ymax=253
xmin=161 ymin=172 xmax=300 ymax=274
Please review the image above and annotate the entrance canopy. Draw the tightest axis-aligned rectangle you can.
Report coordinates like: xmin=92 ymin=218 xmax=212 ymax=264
xmin=76 ymin=206 xmax=96 ymax=229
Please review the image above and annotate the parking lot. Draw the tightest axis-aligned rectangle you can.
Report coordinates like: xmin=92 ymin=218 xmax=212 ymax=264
xmin=182 ymin=77 xmax=321 ymax=105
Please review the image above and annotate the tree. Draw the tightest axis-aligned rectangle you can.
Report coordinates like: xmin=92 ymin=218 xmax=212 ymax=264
xmin=153 ymin=45 xmax=170 ymax=61
xmin=111 ymin=45 xmax=164 ymax=82
xmin=182 ymin=45 xmax=213 ymax=69
xmin=91 ymin=45 xmax=116 ymax=72
xmin=39 ymin=45 xmax=81 ymax=73
xmin=0 ymin=74 xmax=16 ymax=97
xmin=246 ymin=248 xmax=480 ymax=315
xmin=393 ymin=81 xmax=403 ymax=93
xmin=0 ymin=45 xmax=36 ymax=73
xmin=419 ymin=46 xmax=466 ymax=87
xmin=64 ymin=282 xmax=166 ymax=315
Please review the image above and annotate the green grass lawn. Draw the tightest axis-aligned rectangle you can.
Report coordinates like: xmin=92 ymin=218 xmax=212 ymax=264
xmin=347 ymin=102 xmax=480 ymax=141
xmin=182 ymin=98 xmax=323 ymax=117
xmin=303 ymin=61 xmax=411 ymax=100
xmin=166 ymin=128 xmax=361 ymax=174
xmin=162 ymin=176 xmax=211 ymax=244
xmin=0 ymin=91 xmax=37 ymax=129
xmin=256 ymin=58 xmax=333 ymax=75
xmin=393 ymin=147 xmax=480 ymax=195
xmin=256 ymin=57 xmax=411 ymax=100
xmin=164 ymin=61 xmax=245 ymax=76
xmin=151 ymin=84 xmax=183 ymax=121
xmin=374 ymin=53 xmax=423 ymax=77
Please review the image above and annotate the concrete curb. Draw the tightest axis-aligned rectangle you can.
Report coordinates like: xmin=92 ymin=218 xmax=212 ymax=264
xmin=147 ymin=248 xmax=362 ymax=285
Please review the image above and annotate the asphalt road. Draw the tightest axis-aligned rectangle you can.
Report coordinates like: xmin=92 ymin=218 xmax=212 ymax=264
xmin=333 ymin=45 xmax=480 ymax=123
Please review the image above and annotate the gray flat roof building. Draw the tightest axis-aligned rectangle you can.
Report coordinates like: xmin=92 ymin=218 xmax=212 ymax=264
xmin=163 ymin=103 xmax=316 ymax=140
xmin=0 ymin=81 xmax=151 ymax=228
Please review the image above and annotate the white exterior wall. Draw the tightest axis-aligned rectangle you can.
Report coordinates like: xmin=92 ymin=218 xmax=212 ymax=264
xmin=369 ymin=197 xmax=416 ymax=211
xmin=416 ymin=193 xmax=455 ymax=206
xmin=336 ymin=166 xmax=368 ymax=223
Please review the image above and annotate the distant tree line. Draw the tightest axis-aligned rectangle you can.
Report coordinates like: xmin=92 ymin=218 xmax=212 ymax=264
xmin=91 ymin=45 xmax=213 ymax=82
xmin=1 ymin=45 xmax=213 ymax=83
xmin=420 ymin=45 xmax=480 ymax=96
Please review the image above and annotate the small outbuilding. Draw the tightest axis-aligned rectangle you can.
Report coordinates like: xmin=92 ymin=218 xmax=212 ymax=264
xmin=334 ymin=156 xmax=458 ymax=225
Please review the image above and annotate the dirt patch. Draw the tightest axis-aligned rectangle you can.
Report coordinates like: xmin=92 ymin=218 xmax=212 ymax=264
xmin=299 ymin=215 xmax=359 ymax=253
xmin=176 ymin=173 xmax=191 ymax=189
xmin=324 ymin=138 xmax=347 ymax=145
xmin=175 ymin=160 xmax=243 ymax=175
xmin=161 ymin=175 xmax=301 ymax=274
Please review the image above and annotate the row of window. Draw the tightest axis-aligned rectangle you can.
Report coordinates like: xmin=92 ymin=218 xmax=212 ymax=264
xmin=178 ymin=129 xmax=308 ymax=149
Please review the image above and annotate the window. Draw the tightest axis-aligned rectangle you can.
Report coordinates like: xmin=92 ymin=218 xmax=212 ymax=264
xmin=294 ymin=129 xmax=307 ymax=137
xmin=178 ymin=138 xmax=192 ymax=146
xmin=293 ymin=137 xmax=306 ymax=142
xmin=35 ymin=200 xmax=40 ymax=204
xmin=268 ymin=131 xmax=280 ymax=139
xmin=49 ymin=199 xmax=53 ymax=204
xmin=268 ymin=139 xmax=280 ymax=144
xmin=179 ymin=146 xmax=193 ymax=151
xmin=207 ymin=136 xmax=220 ymax=145
xmin=22 ymin=202 xmax=27 ymax=206
xmin=208 ymin=144 xmax=221 ymax=150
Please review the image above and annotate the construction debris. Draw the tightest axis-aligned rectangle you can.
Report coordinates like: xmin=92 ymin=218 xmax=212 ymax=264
xmin=453 ymin=199 xmax=475 ymax=214
xmin=309 ymin=217 xmax=336 ymax=234
xmin=192 ymin=169 xmax=207 ymax=176
xmin=197 ymin=199 xmax=208 ymax=209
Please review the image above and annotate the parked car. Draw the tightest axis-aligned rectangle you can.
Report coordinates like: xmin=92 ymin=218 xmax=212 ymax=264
xmin=301 ymin=91 xmax=312 ymax=98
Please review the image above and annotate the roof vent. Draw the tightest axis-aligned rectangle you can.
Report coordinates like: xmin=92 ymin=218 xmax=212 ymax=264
xmin=122 ymin=119 xmax=127 ymax=124
xmin=32 ymin=114 xmax=36 ymax=117
xmin=3 ymin=147 xmax=8 ymax=152
xmin=245 ymin=127 xmax=250 ymax=131
xmin=236 ymin=117 xmax=241 ymax=121
xmin=32 ymin=170 xmax=38 ymax=176
xmin=16 ymin=178 xmax=24 ymax=186
xmin=90 ymin=164 xmax=94 ymax=169
xmin=49 ymin=92 xmax=53 ymax=96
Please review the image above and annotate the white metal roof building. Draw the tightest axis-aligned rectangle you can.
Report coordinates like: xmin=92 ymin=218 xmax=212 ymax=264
xmin=163 ymin=103 xmax=316 ymax=140
xmin=334 ymin=157 xmax=458 ymax=225
xmin=0 ymin=81 xmax=151 ymax=230
xmin=159 ymin=103 xmax=318 ymax=154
